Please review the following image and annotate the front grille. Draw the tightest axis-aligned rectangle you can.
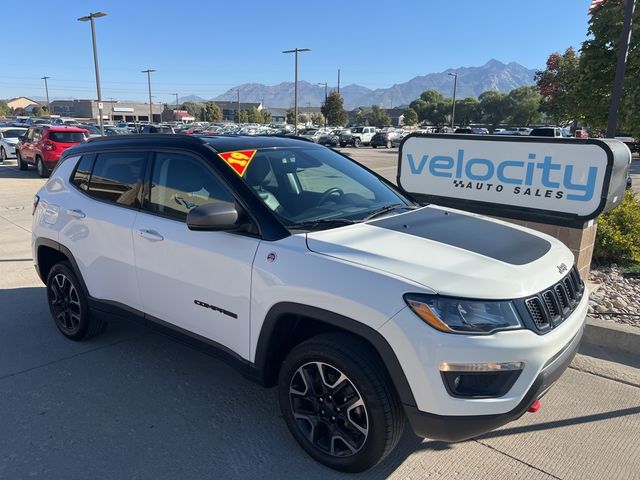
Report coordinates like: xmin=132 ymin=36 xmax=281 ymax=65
xmin=523 ymin=266 xmax=585 ymax=333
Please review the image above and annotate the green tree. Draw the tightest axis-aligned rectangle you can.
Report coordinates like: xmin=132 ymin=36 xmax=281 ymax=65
xmin=204 ymin=101 xmax=222 ymax=122
xmin=248 ymin=107 xmax=263 ymax=124
xmin=32 ymin=106 xmax=45 ymax=117
xmin=286 ymin=108 xmax=296 ymax=124
xmin=577 ymin=1 xmax=640 ymax=136
xmin=183 ymin=101 xmax=202 ymax=120
xmin=367 ymin=105 xmax=391 ymax=127
xmin=0 ymin=100 xmax=9 ymax=117
xmin=297 ymin=114 xmax=308 ymax=124
xmin=479 ymin=91 xmax=509 ymax=130
xmin=535 ymin=48 xmax=581 ymax=125
xmin=310 ymin=112 xmax=324 ymax=126
xmin=236 ymin=110 xmax=249 ymax=123
xmin=320 ymin=91 xmax=348 ymax=126
xmin=409 ymin=90 xmax=452 ymax=125
xmin=506 ymin=86 xmax=542 ymax=126
xmin=261 ymin=110 xmax=272 ymax=124
xmin=354 ymin=108 xmax=369 ymax=126
xmin=454 ymin=97 xmax=481 ymax=125
xmin=402 ymin=107 xmax=418 ymax=126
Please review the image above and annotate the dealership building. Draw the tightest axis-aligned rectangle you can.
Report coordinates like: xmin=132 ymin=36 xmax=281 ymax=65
xmin=49 ymin=99 xmax=164 ymax=123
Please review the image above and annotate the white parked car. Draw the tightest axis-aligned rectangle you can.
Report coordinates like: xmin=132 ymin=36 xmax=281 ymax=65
xmin=0 ymin=127 xmax=27 ymax=161
xmin=32 ymin=135 xmax=587 ymax=472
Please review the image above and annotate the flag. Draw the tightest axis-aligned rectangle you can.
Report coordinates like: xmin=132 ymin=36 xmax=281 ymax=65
xmin=589 ymin=0 xmax=605 ymax=12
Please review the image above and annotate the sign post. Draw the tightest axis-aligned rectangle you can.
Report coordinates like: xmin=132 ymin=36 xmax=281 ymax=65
xmin=398 ymin=134 xmax=632 ymax=278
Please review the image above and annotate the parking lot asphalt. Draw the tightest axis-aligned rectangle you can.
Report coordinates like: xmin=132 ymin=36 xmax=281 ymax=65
xmin=1 ymin=154 xmax=640 ymax=480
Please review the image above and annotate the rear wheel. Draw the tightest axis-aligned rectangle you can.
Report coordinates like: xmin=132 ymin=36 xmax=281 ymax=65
xmin=386 ymin=140 xmax=392 ymax=149
xmin=278 ymin=333 xmax=405 ymax=472
xmin=0 ymin=147 xmax=6 ymax=162
xmin=353 ymin=138 xmax=361 ymax=148
xmin=46 ymin=262 xmax=106 ymax=341
xmin=17 ymin=151 xmax=27 ymax=170
xmin=36 ymin=156 xmax=49 ymax=178
xmin=371 ymin=144 xmax=377 ymax=149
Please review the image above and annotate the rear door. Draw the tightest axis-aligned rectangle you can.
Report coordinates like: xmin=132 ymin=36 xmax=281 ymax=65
xmin=57 ymin=151 xmax=147 ymax=310
xmin=132 ymin=150 xmax=260 ymax=358
xmin=21 ymin=128 xmax=35 ymax=162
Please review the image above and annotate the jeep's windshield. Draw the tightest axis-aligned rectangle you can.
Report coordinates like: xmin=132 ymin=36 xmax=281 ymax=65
xmin=237 ymin=146 xmax=414 ymax=230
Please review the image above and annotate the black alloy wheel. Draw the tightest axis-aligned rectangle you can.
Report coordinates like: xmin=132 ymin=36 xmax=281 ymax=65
xmin=289 ymin=361 xmax=369 ymax=457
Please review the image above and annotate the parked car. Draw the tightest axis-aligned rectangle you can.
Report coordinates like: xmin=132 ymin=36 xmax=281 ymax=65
xmin=140 ymin=124 xmax=175 ymax=134
xmin=298 ymin=128 xmax=323 ymax=143
xmin=529 ymin=127 xmax=565 ymax=138
xmin=33 ymin=134 xmax=588 ymax=472
xmin=615 ymin=132 xmax=640 ymax=153
xmin=0 ymin=127 xmax=27 ymax=162
xmin=340 ymin=126 xmax=377 ymax=147
xmin=454 ymin=127 xmax=474 ymax=134
xmin=370 ymin=130 xmax=402 ymax=148
xmin=317 ymin=129 xmax=343 ymax=147
xmin=16 ymin=125 xmax=88 ymax=177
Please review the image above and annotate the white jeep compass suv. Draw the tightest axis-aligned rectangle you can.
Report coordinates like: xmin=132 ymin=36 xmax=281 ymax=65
xmin=32 ymin=134 xmax=588 ymax=472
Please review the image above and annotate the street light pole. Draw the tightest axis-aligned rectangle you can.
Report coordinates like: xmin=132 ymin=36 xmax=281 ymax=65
xmin=282 ymin=48 xmax=310 ymax=135
xmin=606 ymin=0 xmax=636 ymax=137
xmin=41 ymin=76 xmax=51 ymax=118
xmin=78 ymin=11 xmax=107 ymax=135
xmin=141 ymin=69 xmax=156 ymax=123
xmin=318 ymin=82 xmax=328 ymax=129
xmin=237 ymin=88 xmax=241 ymax=124
xmin=448 ymin=72 xmax=458 ymax=129
xmin=172 ymin=93 xmax=179 ymax=109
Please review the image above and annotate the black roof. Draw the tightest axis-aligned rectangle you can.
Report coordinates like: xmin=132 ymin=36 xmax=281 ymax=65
xmin=79 ymin=134 xmax=318 ymax=153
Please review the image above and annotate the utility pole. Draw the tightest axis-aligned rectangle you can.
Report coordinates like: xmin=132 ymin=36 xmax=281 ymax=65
xmin=41 ymin=76 xmax=51 ymax=118
xmin=141 ymin=69 xmax=156 ymax=123
xmin=78 ymin=11 xmax=107 ymax=135
xmin=607 ymin=0 xmax=636 ymax=137
xmin=282 ymin=48 xmax=311 ymax=134
xmin=318 ymin=82 xmax=328 ymax=129
xmin=337 ymin=68 xmax=341 ymax=96
xmin=448 ymin=72 xmax=458 ymax=129
xmin=237 ymin=88 xmax=241 ymax=123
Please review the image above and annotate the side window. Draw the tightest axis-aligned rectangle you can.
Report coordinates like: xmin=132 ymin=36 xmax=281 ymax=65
xmin=87 ymin=151 xmax=147 ymax=206
xmin=25 ymin=128 xmax=33 ymax=141
xmin=71 ymin=155 xmax=95 ymax=191
xmin=147 ymin=152 xmax=235 ymax=222
xmin=33 ymin=129 xmax=42 ymax=142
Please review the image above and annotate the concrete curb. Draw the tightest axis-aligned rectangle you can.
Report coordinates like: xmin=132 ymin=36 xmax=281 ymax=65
xmin=583 ymin=315 xmax=640 ymax=356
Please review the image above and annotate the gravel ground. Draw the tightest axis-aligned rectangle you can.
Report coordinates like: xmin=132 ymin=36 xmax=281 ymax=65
xmin=588 ymin=265 xmax=640 ymax=327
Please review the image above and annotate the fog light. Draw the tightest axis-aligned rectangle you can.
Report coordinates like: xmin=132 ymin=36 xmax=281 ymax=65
xmin=440 ymin=362 xmax=524 ymax=398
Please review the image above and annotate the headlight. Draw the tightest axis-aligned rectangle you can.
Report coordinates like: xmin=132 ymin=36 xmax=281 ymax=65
xmin=404 ymin=294 xmax=522 ymax=334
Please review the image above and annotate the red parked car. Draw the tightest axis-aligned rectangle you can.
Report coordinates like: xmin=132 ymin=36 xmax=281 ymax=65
xmin=16 ymin=125 xmax=88 ymax=177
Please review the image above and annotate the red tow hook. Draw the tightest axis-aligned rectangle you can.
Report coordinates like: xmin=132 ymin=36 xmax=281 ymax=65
xmin=528 ymin=400 xmax=541 ymax=413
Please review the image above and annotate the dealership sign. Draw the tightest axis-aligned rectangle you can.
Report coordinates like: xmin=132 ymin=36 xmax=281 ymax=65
xmin=398 ymin=134 xmax=631 ymax=227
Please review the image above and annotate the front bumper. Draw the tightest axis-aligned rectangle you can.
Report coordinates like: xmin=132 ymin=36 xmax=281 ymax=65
xmin=404 ymin=323 xmax=584 ymax=441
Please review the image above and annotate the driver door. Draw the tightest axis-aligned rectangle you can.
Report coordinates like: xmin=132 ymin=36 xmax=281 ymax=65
xmin=132 ymin=150 xmax=260 ymax=358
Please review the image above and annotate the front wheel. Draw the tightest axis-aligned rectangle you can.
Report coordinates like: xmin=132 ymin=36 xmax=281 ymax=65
xmin=0 ymin=147 xmax=6 ymax=162
xmin=17 ymin=151 xmax=27 ymax=170
xmin=278 ymin=333 xmax=405 ymax=472
xmin=46 ymin=262 xmax=106 ymax=341
xmin=353 ymin=138 xmax=361 ymax=148
xmin=36 ymin=156 xmax=50 ymax=178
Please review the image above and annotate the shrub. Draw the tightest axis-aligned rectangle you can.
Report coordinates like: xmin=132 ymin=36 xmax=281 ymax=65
xmin=593 ymin=190 xmax=640 ymax=265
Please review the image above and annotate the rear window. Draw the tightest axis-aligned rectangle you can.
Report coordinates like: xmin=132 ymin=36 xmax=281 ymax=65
xmin=2 ymin=129 xmax=25 ymax=138
xmin=49 ymin=132 xmax=87 ymax=143
xmin=529 ymin=128 xmax=553 ymax=137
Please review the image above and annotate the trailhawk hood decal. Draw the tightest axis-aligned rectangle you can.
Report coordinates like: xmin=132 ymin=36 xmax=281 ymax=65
xmin=305 ymin=206 xmax=574 ymax=299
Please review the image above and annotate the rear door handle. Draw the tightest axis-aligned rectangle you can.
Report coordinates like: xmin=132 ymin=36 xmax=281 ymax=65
xmin=137 ymin=229 xmax=164 ymax=242
xmin=66 ymin=209 xmax=85 ymax=219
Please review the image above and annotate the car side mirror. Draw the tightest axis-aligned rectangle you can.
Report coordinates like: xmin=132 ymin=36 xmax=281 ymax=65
xmin=186 ymin=201 xmax=243 ymax=231
xmin=19 ymin=135 xmax=26 ymax=141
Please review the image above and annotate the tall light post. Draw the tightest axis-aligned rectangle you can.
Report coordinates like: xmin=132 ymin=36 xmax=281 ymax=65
xmin=41 ymin=76 xmax=51 ymax=118
xmin=448 ymin=72 xmax=458 ymax=129
xmin=237 ymin=88 xmax=241 ymax=124
xmin=282 ymin=48 xmax=310 ymax=134
xmin=172 ymin=93 xmax=179 ymax=109
xmin=318 ymin=82 xmax=328 ymax=129
xmin=78 ymin=11 xmax=107 ymax=135
xmin=141 ymin=69 xmax=156 ymax=123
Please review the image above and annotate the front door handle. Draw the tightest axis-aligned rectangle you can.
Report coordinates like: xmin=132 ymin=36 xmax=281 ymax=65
xmin=137 ymin=229 xmax=164 ymax=242
xmin=66 ymin=209 xmax=86 ymax=219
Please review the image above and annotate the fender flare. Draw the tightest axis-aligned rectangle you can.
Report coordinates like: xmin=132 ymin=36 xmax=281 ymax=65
xmin=254 ymin=302 xmax=417 ymax=408
xmin=34 ymin=237 xmax=90 ymax=296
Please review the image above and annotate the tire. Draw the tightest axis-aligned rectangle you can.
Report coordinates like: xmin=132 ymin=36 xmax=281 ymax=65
xmin=36 ymin=156 xmax=50 ymax=178
xmin=46 ymin=262 xmax=106 ymax=341
xmin=278 ymin=332 xmax=405 ymax=473
xmin=340 ymin=143 xmax=346 ymax=148
xmin=371 ymin=144 xmax=377 ymax=149
xmin=386 ymin=141 xmax=392 ymax=149
xmin=17 ymin=151 xmax=27 ymax=170
xmin=353 ymin=138 xmax=361 ymax=148
xmin=0 ymin=147 xmax=6 ymax=162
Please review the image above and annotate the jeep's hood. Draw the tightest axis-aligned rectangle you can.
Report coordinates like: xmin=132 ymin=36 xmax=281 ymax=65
xmin=305 ymin=206 xmax=574 ymax=299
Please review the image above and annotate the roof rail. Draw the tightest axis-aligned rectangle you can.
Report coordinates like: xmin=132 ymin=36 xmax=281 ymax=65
xmin=86 ymin=133 xmax=205 ymax=144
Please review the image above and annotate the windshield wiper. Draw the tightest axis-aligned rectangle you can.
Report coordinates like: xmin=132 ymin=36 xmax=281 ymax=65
xmin=290 ymin=218 xmax=357 ymax=230
xmin=362 ymin=204 xmax=417 ymax=221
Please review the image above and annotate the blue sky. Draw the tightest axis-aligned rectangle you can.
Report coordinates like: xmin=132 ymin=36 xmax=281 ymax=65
xmin=1 ymin=0 xmax=592 ymax=103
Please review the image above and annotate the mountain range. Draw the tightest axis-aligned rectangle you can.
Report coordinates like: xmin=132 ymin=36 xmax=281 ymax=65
xmin=209 ymin=59 xmax=536 ymax=110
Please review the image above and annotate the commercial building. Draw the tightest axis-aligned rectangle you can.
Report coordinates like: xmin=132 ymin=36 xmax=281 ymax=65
xmin=7 ymin=97 xmax=41 ymax=113
xmin=216 ymin=101 xmax=262 ymax=122
xmin=50 ymin=100 xmax=163 ymax=123
xmin=162 ymin=109 xmax=196 ymax=123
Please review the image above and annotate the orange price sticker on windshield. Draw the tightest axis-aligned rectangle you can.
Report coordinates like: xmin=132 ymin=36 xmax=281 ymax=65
xmin=218 ymin=150 xmax=257 ymax=176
